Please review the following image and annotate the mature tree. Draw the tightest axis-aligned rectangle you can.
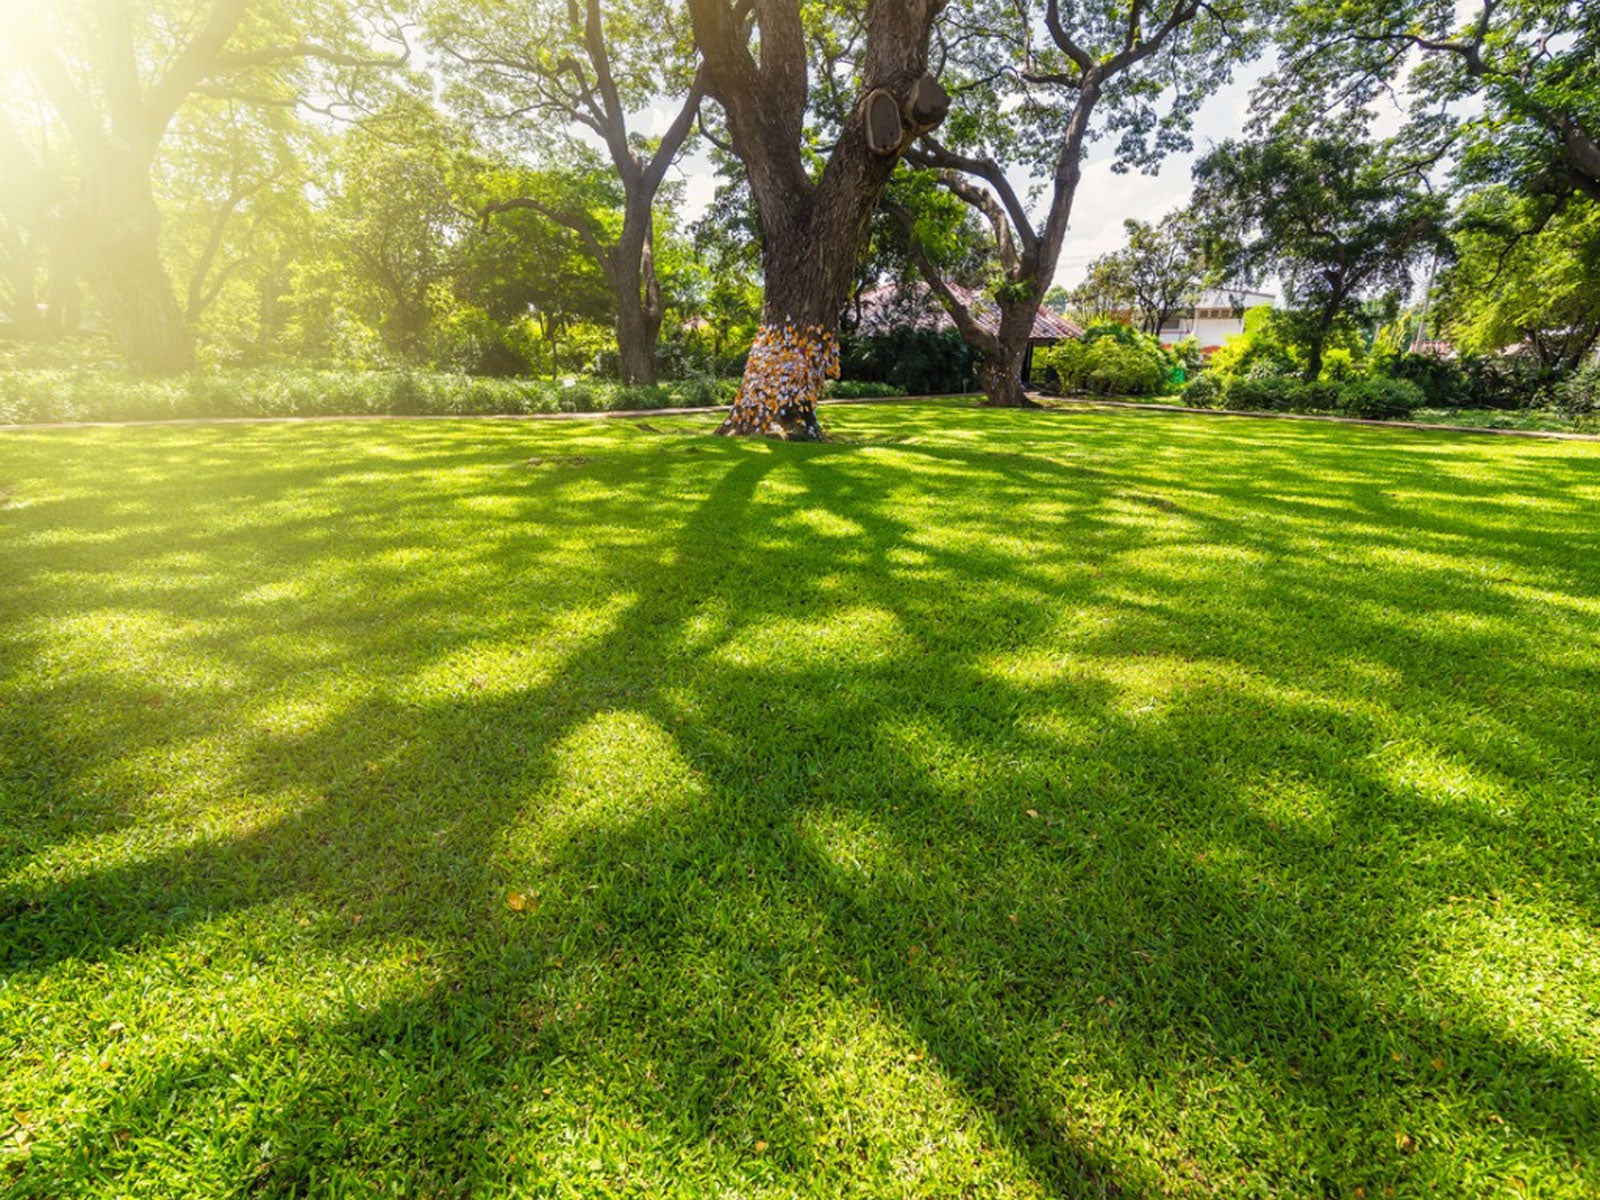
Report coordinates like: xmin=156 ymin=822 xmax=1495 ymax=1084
xmin=457 ymin=165 xmax=616 ymax=377
xmin=156 ymin=97 xmax=310 ymax=338
xmin=1260 ymin=1 xmax=1600 ymax=207
xmin=323 ymin=105 xmax=473 ymax=360
xmin=1081 ymin=212 xmax=1203 ymax=336
xmin=1437 ymin=188 xmax=1600 ymax=372
xmin=688 ymin=0 xmax=950 ymax=439
xmin=890 ymin=0 xmax=1263 ymax=407
xmin=0 ymin=0 xmax=406 ymax=372
xmin=1192 ymin=136 xmax=1450 ymax=381
xmin=430 ymin=0 xmax=703 ymax=386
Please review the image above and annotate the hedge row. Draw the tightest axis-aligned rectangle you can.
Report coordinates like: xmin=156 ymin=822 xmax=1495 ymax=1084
xmin=1183 ymin=373 xmax=1427 ymax=420
xmin=0 ymin=370 xmax=906 ymax=426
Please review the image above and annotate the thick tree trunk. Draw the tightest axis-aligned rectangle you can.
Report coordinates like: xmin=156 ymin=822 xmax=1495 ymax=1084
xmin=615 ymin=298 xmax=659 ymax=387
xmin=78 ymin=150 xmax=194 ymax=374
xmin=977 ymin=346 xmax=1037 ymax=407
xmin=715 ymin=196 xmax=875 ymax=439
xmin=692 ymin=0 xmax=947 ymax=439
xmin=975 ymin=289 xmax=1048 ymax=407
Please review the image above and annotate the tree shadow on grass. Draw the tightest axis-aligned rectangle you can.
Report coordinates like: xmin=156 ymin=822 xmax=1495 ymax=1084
xmin=2 ymin=412 xmax=1598 ymax=1195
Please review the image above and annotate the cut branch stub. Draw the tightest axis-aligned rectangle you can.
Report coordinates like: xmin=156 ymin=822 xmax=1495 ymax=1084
xmin=906 ymin=73 xmax=948 ymax=134
xmin=865 ymin=89 xmax=905 ymax=156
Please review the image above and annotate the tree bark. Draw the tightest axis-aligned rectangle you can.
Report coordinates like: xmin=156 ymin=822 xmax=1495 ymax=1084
xmin=976 ymin=342 xmax=1039 ymax=407
xmin=608 ymin=197 xmax=663 ymax=386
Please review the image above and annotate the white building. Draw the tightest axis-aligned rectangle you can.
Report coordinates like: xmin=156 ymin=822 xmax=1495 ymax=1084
xmin=1156 ymin=288 xmax=1276 ymax=352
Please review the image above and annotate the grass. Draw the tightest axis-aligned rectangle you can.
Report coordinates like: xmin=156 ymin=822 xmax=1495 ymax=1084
xmin=2 ymin=400 xmax=1598 ymax=1197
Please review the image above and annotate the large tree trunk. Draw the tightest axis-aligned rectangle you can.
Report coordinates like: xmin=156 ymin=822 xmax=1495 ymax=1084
xmin=977 ymin=344 xmax=1037 ymax=407
xmin=976 ymin=288 xmax=1048 ymax=407
xmin=78 ymin=149 xmax=195 ymax=374
xmin=716 ymin=190 xmax=874 ymax=439
xmin=691 ymin=0 xmax=947 ymax=440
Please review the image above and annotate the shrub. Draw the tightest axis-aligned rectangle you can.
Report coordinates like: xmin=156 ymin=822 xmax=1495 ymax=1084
xmin=826 ymin=380 xmax=901 ymax=399
xmin=0 ymin=368 xmax=727 ymax=425
xmin=1043 ymin=323 xmax=1174 ymax=397
xmin=1223 ymin=376 xmax=1301 ymax=412
xmin=1182 ymin=373 xmax=1224 ymax=408
xmin=1192 ymin=374 xmax=1419 ymax=419
xmin=1335 ymin=377 xmax=1426 ymax=420
xmin=1554 ymin=362 xmax=1600 ymax=417
xmin=1458 ymin=354 xmax=1558 ymax=410
xmin=1380 ymin=352 xmax=1473 ymax=408
xmin=839 ymin=328 xmax=977 ymax=395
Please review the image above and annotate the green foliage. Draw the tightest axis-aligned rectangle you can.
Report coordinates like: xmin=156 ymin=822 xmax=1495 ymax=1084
xmin=1374 ymin=352 xmax=1474 ymax=410
xmin=0 ymin=369 xmax=729 ymax=424
xmin=1258 ymin=0 xmax=1600 ymax=209
xmin=825 ymin=380 xmax=902 ymax=399
xmin=1182 ymin=372 xmax=1425 ymax=419
xmin=1437 ymin=189 xmax=1600 ymax=373
xmin=3 ymin=405 xmax=1599 ymax=1196
xmin=839 ymin=328 xmax=977 ymax=395
xmin=1333 ymin=377 xmax=1427 ymax=420
xmin=1192 ymin=136 xmax=1450 ymax=379
xmin=1208 ymin=306 xmax=1372 ymax=382
xmin=1553 ymin=362 xmax=1600 ymax=417
xmin=1044 ymin=323 xmax=1180 ymax=396
xmin=1074 ymin=212 xmax=1204 ymax=335
xmin=1180 ymin=371 xmax=1225 ymax=408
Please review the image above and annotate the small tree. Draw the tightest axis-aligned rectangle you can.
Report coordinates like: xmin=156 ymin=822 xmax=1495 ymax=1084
xmin=323 ymin=107 xmax=473 ymax=361
xmin=1085 ymin=213 xmax=1204 ymax=337
xmin=1192 ymin=136 xmax=1450 ymax=381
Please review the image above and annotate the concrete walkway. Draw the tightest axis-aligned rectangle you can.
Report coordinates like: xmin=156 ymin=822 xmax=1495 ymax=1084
xmin=0 ymin=394 xmax=933 ymax=433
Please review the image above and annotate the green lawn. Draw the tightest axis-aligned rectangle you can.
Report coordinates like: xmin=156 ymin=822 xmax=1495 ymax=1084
xmin=2 ymin=401 xmax=1598 ymax=1198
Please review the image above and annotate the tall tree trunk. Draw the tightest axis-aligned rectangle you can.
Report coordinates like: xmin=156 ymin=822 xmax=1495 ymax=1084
xmin=78 ymin=149 xmax=195 ymax=374
xmin=716 ymin=190 xmax=874 ymax=439
xmin=609 ymin=205 xmax=661 ymax=386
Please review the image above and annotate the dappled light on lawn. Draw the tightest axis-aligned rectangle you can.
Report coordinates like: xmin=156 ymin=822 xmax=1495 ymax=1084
xmin=1 ymin=403 xmax=1598 ymax=1196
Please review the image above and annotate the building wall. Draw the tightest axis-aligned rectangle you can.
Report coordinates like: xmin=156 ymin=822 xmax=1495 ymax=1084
xmin=1159 ymin=316 xmax=1247 ymax=347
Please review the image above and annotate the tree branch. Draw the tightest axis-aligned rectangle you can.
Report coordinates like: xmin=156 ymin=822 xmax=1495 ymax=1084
xmin=481 ymin=197 xmax=610 ymax=270
xmin=907 ymin=135 xmax=1037 ymax=260
xmin=883 ymin=198 xmax=1002 ymax=357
